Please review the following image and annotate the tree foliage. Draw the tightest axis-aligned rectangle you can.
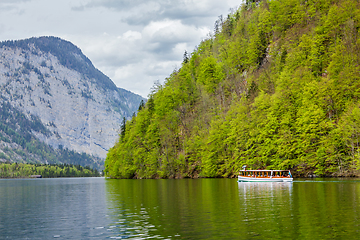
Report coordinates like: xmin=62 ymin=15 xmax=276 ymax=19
xmin=105 ymin=0 xmax=360 ymax=178
xmin=0 ymin=162 xmax=100 ymax=178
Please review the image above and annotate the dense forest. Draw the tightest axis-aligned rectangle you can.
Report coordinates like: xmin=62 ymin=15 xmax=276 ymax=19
xmin=0 ymin=162 xmax=100 ymax=178
xmin=0 ymin=101 xmax=103 ymax=169
xmin=105 ymin=0 xmax=360 ymax=178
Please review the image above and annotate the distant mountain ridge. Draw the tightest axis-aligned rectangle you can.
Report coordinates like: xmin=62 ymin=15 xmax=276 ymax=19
xmin=1 ymin=36 xmax=118 ymax=92
xmin=0 ymin=36 xmax=145 ymax=168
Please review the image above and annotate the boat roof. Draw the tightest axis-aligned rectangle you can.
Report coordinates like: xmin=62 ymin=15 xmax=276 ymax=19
xmin=239 ymin=170 xmax=290 ymax=172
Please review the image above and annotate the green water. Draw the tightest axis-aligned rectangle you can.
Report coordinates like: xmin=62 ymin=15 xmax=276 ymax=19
xmin=0 ymin=178 xmax=359 ymax=239
xmin=105 ymin=178 xmax=360 ymax=239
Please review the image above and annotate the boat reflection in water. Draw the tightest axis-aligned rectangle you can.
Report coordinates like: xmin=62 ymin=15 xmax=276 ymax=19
xmin=237 ymin=180 xmax=294 ymax=232
xmin=238 ymin=181 xmax=293 ymax=198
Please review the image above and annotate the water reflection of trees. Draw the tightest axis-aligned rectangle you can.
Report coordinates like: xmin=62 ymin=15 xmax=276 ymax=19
xmin=105 ymin=179 xmax=243 ymax=239
xmin=237 ymin=180 xmax=360 ymax=239
xmin=104 ymin=179 xmax=360 ymax=239
xmin=237 ymin=182 xmax=294 ymax=238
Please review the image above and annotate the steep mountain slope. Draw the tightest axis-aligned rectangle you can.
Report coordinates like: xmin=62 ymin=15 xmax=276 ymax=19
xmin=0 ymin=36 xmax=144 ymax=166
xmin=105 ymin=0 xmax=360 ymax=178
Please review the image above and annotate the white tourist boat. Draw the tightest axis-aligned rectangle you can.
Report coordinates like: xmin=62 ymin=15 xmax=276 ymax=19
xmin=238 ymin=168 xmax=293 ymax=182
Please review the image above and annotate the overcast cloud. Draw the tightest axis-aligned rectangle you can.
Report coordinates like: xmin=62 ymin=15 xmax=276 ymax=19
xmin=0 ymin=0 xmax=240 ymax=97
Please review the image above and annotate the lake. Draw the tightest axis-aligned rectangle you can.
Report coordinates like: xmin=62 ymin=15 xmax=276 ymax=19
xmin=0 ymin=178 xmax=359 ymax=239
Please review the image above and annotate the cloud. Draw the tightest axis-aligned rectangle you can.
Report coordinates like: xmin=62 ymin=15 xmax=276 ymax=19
xmin=71 ymin=32 xmax=143 ymax=68
xmin=66 ymin=19 xmax=206 ymax=97
xmin=141 ymin=19 xmax=209 ymax=59
xmin=103 ymin=60 xmax=172 ymax=97
xmin=0 ymin=0 xmax=31 ymax=3
xmin=144 ymin=20 xmax=195 ymax=44
xmin=76 ymin=18 xmax=208 ymax=68
xmin=76 ymin=0 xmax=148 ymax=10
xmin=74 ymin=0 xmax=240 ymax=26
xmin=0 ymin=0 xmax=240 ymax=97
xmin=67 ymin=0 xmax=240 ymax=97
xmin=0 ymin=0 xmax=31 ymax=12
xmin=72 ymin=0 xmax=159 ymax=14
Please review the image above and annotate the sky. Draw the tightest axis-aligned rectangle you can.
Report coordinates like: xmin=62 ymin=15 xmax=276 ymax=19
xmin=0 ymin=0 xmax=241 ymax=98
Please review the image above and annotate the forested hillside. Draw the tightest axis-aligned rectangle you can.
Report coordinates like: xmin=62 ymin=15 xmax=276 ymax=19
xmin=105 ymin=0 xmax=360 ymax=178
xmin=0 ymin=162 xmax=100 ymax=178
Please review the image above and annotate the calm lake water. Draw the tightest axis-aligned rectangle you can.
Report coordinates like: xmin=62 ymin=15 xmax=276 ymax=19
xmin=0 ymin=177 xmax=359 ymax=239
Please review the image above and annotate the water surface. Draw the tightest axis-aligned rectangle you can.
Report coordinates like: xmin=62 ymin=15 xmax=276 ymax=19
xmin=0 ymin=178 xmax=359 ymax=239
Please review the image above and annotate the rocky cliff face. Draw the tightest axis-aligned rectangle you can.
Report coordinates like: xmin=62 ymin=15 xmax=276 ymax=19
xmin=0 ymin=36 xmax=144 ymax=161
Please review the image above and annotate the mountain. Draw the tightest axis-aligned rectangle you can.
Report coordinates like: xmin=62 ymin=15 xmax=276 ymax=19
xmin=105 ymin=0 xmax=360 ymax=178
xmin=0 ymin=36 xmax=145 ymax=168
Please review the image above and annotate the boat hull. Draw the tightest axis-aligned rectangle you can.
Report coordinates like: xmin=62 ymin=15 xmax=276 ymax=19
xmin=238 ymin=176 xmax=293 ymax=182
